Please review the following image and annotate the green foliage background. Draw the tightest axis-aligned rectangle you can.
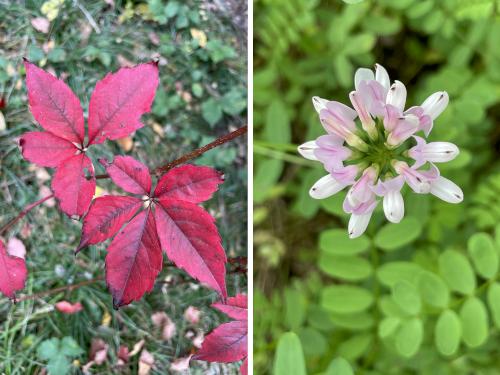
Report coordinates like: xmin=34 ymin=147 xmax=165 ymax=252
xmin=0 ymin=0 xmax=246 ymax=373
xmin=254 ymin=0 xmax=500 ymax=374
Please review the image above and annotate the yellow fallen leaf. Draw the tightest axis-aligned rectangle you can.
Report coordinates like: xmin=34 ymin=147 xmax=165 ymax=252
xmin=151 ymin=122 xmax=164 ymax=137
xmin=190 ymin=28 xmax=207 ymax=48
xmin=117 ymin=136 xmax=133 ymax=152
xmin=101 ymin=310 xmax=112 ymax=327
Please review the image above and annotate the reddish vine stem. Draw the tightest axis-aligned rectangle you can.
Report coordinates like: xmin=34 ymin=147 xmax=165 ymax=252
xmin=0 ymin=125 xmax=248 ymax=233
xmin=0 ymin=194 xmax=54 ymax=236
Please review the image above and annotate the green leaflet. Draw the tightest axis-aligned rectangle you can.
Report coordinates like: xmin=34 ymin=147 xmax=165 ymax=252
xmin=319 ymin=229 xmax=370 ymax=255
xmin=460 ymin=297 xmax=489 ymax=348
xmin=318 ymin=253 xmax=372 ymax=281
xmin=487 ymin=283 xmax=500 ymax=329
xmin=395 ymin=318 xmax=423 ymax=358
xmin=417 ymin=271 xmax=450 ymax=308
xmin=439 ymin=250 xmax=476 ymax=295
xmin=321 ymin=285 xmax=374 ymax=314
xmin=374 ymin=217 xmax=422 ymax=251
xmin=435 ymin=310 xmax=461 ymax=356
xmin=326 ymin=357 xmax=354 ymax=375
xmin=376 ymin=261 xmax=423 ymax=288
xmin=392 ymin=281 xmax=421 ymax=315
xmin=273 ymin=332 xmax=307 ymax=375
xmin=467 ymin=232 xmax=499 ymax=279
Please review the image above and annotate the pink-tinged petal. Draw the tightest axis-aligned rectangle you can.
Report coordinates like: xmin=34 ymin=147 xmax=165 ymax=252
xmin=409 ymin=136 xmax=459 ymax=165
xmin=383 ymin=104 xmax=401 ymax=132
xmin=325 ymin=101 xmax=358 ymax=125
xmin=386 ymin=81 xmax=407 ymax=112
xmin=346 ymin=167 xmax=377 ymax=206
xmin=213 ymin=294 xmax=247 ymax=321
xmin=312 ymin=96 xmax=328 ymax=113
xmin=354 ymin=68 xmax=374 ymax=91
xmin=394 ymin=162 xmax=438 ymax=194
xmin=314 ymin=147 xmax=351 ymax=170
xmin=349 ymin=91 xmax=375 ymax=130
xmin=375 ymin=63 xmax=390 ymax=94
xmin=421 ymin=91 xmax=449 ymax=120
xmin=297 ymin=141 xmax=318 ymax=160
xmin=20 ymin=131 xmax=78 ymax=167
xmin=309 ymin=174 xmax=346 ymax=199
xmin=88 ymin=62 xmax=159 ymax=145
xmin=372 ymin=175 xmax=405 ymax=196
xmin=343 ymin=195 xmax=378 ymax=215
xmin=193 ymin=320 xmax=248 ymax=362
xmin=315 ymin=134 xmax=345 ymax=148
xmin=154 ymin=199 xmax=227 ymax=297
xmin=52 ymin=154 xmax=95 ymax=217
xmin=330 ymin=165 xmax=358 ymax=185
xmin=0 ymin=239 xmax=27 ymax=299
xmin=358 ymin=80 xmax=386 ymax=116
xmin=100 ymin=156 xmax=152 ymax=195
xmin=383 ymin=190 xmax=405 ymax=223
xmin=430 ymin=176 xmax=463 ymax=204
xmin=348 ymin=209 xmax=375 ymax=239
xmin=24 ymin=60 xmax=85 ymax=144
xmin=106 ymin=209 xmax=163 ymax=308
xmin=76 ymin=195 xmax=143 ymax=252
xmin=387 ymin=114 xmax=419 ymax=146
xmin=153 ymin=165 xmax=223 ymax=203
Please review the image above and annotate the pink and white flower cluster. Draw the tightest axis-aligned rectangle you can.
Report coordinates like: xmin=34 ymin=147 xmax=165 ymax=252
xmin=298 ymin=64 xmax=463 ymax=238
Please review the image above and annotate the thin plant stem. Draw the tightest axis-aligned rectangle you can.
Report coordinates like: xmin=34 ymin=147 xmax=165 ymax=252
xmin=0 ymin=194 xmax=54 ymax=236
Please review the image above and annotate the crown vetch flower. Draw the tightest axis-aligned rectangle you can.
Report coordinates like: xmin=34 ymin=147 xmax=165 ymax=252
xmin=298 ymin=64 xmax=463 ymax=238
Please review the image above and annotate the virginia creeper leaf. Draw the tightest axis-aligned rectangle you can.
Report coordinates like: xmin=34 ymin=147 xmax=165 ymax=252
xmin=87 ymin=62 xmax=159 ymax=145
xmin=213 ymin=294 xmax=248 ymax=321
xmin=0 ymin=239 xmax=27 ymax=299
xmin=76 ymin=195 xmax=143 ymax=252
xmin=52 ymin=154 xmax=96 ymax=217
xmin=19 ymin=131 xmax=78 ymax=167
xmin=106 ymin=209 xmax=163 ymax=308
xmin=155 ymin=198 xmax=227 ymax=297
xmin=154 ymin=164 xmax=224 ymax=203
xmin=24 ymin=59 xmax=85 ymax=144
xmin=100 ymin=156 xmax=152 ymax=195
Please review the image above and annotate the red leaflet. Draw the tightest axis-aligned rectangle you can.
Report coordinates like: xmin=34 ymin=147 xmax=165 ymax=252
xmin=100 ymin=156 xmax=152 ymax=195
xmin=0 ymin=239 xmax=28 ymax=299
xmin=77 ymin=156 xmax=227 ymax=307
xmin=20 ymin=61 xmax=159 ymax=217
xmin=194 ymin=294 xmax=248 ymax=372
xmin=106 ymin=209 xmax=163 ymax=308
xmin=20 ymin=131 xmax=78 ymax=167
xmin=24 ymin=60 xmax=85 ymax=144
xmin=52 ymin=154 xmax=96 ymax=217
xmin=155 ymin=199 xmax=227 ymax=297
xmin=76 ymin=195 xmax=143 ymax=252
xmin=87 ymin=62 xmax=159 ymax=145
xmin=154 ymin=165 xmax=224 ymax=203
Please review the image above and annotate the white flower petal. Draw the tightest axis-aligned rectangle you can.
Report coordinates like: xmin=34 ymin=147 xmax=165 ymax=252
xmin=312 ymin=96 xmax=328 ymax=114
xmin=375 ymin=63 xmax=390 ymax=94
xmin=421 ymin=142 xmax=459 ymax=163
xmin=354 ymin=68 xmax=374 ymax=91
xmin=348 ymin=211 xmax=373 ymax=238
xmin=386 ymin=80 xmax=407 ymax=113
xmin=430 ymin=176 xmax=463 ymax=204
xmin=421 ymin=91 xmax=449 ymax=120
xmin=309 ymin=174 xmax=345 ymax=199
xmin=383 ymin=190 xmax=405 ymax=223
xmin=297 ymin=141 xmax=318 ymax=160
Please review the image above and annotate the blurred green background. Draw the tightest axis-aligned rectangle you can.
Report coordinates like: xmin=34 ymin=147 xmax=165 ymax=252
xmin=254 ymin=0 xmax=500 ymax=374
xmin=0 ymin=0 xmax=246 ymax=373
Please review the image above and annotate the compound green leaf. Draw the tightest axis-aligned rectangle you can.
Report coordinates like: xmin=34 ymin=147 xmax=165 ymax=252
xmin=326 ymin=357 xmax=354 ymax=375
xmin=284 ymin=288 xmax=307 ymax=331
xmin=321 ymin=286 xmax=374 ymax=314
xmin=467 ymin=232 xmax=499 ymax=279
xmin=318 ymin=253 xmax=372 ymax=281
xmin=395 ymin=318 xmax=423 ymax=358
xmin=439 ymin=250 xmax=476 ymax=295
xmin=417 ymin=271 xmax=450 ymax=308
xmin=376 ymin=261 xmax=423 ymax=288
xmin=378 ymin=317 xmax=400 ymax=339
xmin=298 ymin=327 xmax=327 ymax=356
xmin=374 ymin=217 xmax=422 ymax=251
xmin=273 ymin=332 xmax=306 ymax=375
xmin=487 ymin=282 xmax=500 ymax=329
xmin=337 ymin=333 xmax=373 ymax=361
xmin=435 ymin=309 xmax=461 ymax=356
xmin=392 ymin=281 xmax=421 ymax=315
xmin=329 ymin=312 xmax=374 ymax=331
xmin=319 ymin=229 xmax=370 ymax=255
xmin=460 ymin=297 xmax=488 ymax=348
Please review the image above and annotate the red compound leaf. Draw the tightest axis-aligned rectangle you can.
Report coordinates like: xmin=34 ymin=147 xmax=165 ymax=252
xmin=194 ymin=295 xmax=248 ymax=367
xmin=154 ymin=198 xmax=227 ymax=298
xmin=105 ymin=209 xmax=163 ymax=308
xmin=154 ymin=165 xmax=224 ymax=203
xmin=212 ymin=294 xmax=247 ymax=321
xmin=52 ymin=154 xmax=96 ymax=217
xmin=100 ymin=156 xmax=152 ymax=195
xmin=20 ymin=131 xmax=78 ymax=167
xmin=24 ymin=59 xmax=85 ymax=144
xmin=76 ymin=195 xmax=143 ymax=253
xmin=87 ymin=62 xmax=159 ymax=145
xmin=0 ymin=239 xmax=27 ymax=299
